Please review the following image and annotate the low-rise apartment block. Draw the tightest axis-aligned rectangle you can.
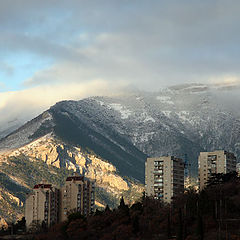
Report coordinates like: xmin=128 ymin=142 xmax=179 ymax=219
xmin=198 ymin=150 xmax=236 ymax=190
xmin=145 ymin=156 xmax=184 ymax=203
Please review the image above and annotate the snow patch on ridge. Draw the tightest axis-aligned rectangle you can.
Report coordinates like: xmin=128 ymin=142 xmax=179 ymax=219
xmin=156 ymin=96 xmax=174 ymax=105
xmin=95 ymin=100 xmax=105 ymax=106
xmin=140 ymin=112 xmax=155 ymax=123
xmin=109 ymin=103 xmax=132 ymax=119
xmin=176 ymin=111 xmax=190 ymax=122
xmin=144 ymin=116 xmax=156 ymax=123
xmin=162 ymin=111 xmax=172 ymax=117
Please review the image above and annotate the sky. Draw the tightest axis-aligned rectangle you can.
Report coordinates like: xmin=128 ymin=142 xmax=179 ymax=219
xmin=1 ymin=0 xmax=240 ymax=127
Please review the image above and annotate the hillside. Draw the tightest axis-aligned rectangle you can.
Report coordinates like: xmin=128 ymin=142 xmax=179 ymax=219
xmin=2 ymin=83 xmax=240 ymax=176
xmin=0 ymin=134 xmax=143 ymax=225
xmin=0 ymin=83 xmax=240 ymax=224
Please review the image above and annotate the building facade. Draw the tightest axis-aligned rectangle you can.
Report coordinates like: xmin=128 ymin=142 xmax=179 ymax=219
xmin=25 ymin=175 xmax=95 ymax=230
xmin=60 ymin=176 xmax=95 ymax=222
xmin=25 ymin=184 xmax=59 ymax=230
xmin=236 ymin=163 xmax=240 ymax=176
xmin=145 ymin=156 xmax=184 ymax=203
xmin=198 ymin=150 xmax=237 ymax=190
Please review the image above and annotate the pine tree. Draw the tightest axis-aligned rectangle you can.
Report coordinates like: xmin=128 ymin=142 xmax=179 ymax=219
xmin=119 ymin=196 xmax=125 ymax=208
xmin=105 ymin=204 xmax=111 ymax=213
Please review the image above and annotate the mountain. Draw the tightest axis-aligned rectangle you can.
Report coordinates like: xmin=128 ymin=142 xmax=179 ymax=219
xmin=1 ymin=82 xmax=240 ymax=223
xmin=0 ymin=133 xmax=144 ymax=225
xmin=0 ymin=103 xmax=147 ymax=182
xmin=0 ymin=100 xmax=147 ymax=224
xmin=1 ymin=83 xmax=240 ymax=176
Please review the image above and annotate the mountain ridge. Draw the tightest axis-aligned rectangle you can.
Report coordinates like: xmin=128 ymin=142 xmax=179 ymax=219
xmin=0 ymin=83 xmax=240 ymax=223
xmin=1 ymin=85 xmax=240 ymax=176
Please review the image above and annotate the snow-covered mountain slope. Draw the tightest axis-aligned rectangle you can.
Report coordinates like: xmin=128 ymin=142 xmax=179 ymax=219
xmin=1 ymin=83 xmax=240 ymax=178
xmin=53 ymin=83 xmax=240 ymax=173
xmin=0 ymin=101 xmax=147 ymax=182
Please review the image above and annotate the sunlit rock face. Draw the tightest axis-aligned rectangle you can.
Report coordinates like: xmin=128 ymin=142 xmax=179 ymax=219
xmin=0 ymin=133 xmax=143 ymax=223
xmin=8 ymin=134 xmax=133 ymax=193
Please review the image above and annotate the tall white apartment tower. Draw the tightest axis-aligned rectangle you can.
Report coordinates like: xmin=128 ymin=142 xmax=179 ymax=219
xmin=25 ymin=184 xmax=59 ymax=230
xmin=198 ymin=150 xmax=236 ymax=190
xmin=60 ymin=175 xmax=95 ymax=222
xmin=145 ymin=156 xmax=184 ymax=203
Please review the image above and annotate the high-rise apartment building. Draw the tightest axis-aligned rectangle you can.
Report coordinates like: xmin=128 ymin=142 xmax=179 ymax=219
xmin=25 ymin=184 xmax=59 ymax=230
xmin=145 ymin=156 xmax=184 ymax=203
xmin=60 ymin=175 xmax=95 ymax=222
xmin=25 ymin=175 xmax=95 ymax=230
xmin=198 ymin=150 xmax=237 ymax=190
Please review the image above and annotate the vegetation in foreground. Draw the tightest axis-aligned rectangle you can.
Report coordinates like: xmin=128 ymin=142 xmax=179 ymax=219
xmin=33 ymin=172 xmax=240 ymax=240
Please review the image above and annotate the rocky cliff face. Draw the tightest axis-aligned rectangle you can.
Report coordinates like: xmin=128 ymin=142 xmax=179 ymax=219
xmin=8 ymin=133 xmax=141 ymax=195
xmin=0 ymin=133 xmax=143 ymax=224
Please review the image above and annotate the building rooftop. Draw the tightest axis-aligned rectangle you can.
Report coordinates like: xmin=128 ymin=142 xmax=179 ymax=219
xmin=33 ymin=184 xmax=52 ymax=189
xmin=66 ymin=176 xmax=84 ymax=182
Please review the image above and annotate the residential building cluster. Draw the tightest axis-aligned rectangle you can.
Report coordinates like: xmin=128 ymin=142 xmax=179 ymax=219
xmin=25 ymin=150 xmax=237 ymax=230
xmin=145 ymin=150 xmax=237 ymax=202
xmin=25 ymin=175 xmax=95 ymax=230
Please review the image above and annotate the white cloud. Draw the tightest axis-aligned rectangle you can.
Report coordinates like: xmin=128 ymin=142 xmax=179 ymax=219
xmin=209 ymin=75 xmax=240 ymax=86
xmin=0 ymin=80 xmax=127 ymax=134
xmin=1 ymin=0 xmax=240 ymax=91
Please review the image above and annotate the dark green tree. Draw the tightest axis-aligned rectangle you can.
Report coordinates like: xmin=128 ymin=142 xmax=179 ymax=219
xmin=167 ymin=212 xmax=172 ymax=238
xmin=119 ymin=196 xmax=126 ymax=208
xmin=105 ymin=204 xmax=111 ymax=213
xmin=132 ymin=215 xmax=139 ymax=234
xmin=196 ymin=214 xmax=204 ymax=240
xmin=177 ymin=208 xmax=183 ymax=240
